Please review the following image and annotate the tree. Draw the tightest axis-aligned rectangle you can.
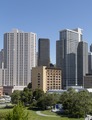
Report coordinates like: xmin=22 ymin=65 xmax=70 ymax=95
xmin=36 ymin=93 xmax=59 ymax=110
xmin=27 ymin=82 xmax=32 ymax=89
xmin=20 ymin=87 xmax=33 ymax=105
xmin=60 ymin=89 xmax=92 ymax=118
xmin=37 ymin=95 xmax=46 ymax=110
xmin=5 ymin=102 xmax=29 ymax=120
xmin=33 ymin=88 xmax=44 ymax=101
xmin=11 ymin=90 xmax=21 ymax=104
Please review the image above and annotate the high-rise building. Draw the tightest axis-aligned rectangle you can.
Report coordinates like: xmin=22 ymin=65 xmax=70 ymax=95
xmin=0 ymin=63 xmax=7 ymax=86
xmin=56 ymin=28 xmax=86 ymax=89
xmin=84 ymin=74 xmax=92 ymax=88
xmin=38 ymin=38 xmax=50 ymax=66
xmin=88 ymin=44 xmax=92 ymax=74
xmin=4 ymin=29 xmax=36 ymax=86
xmin=32 ymin=66 xmax=62 ymax=93
xmin=90 ymin=44 xmax=92 ymax=52
xmin=88 ymin=52 xmax=92 ymax=74
xmin=77 ymin=41 xmax=88 ymax=86
xmin=0 ymin=49 xmax=4 ymax=68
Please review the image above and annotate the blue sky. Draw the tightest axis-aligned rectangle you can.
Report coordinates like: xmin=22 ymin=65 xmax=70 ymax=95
xmin=0 ymin=0 xmax=92 ymax=63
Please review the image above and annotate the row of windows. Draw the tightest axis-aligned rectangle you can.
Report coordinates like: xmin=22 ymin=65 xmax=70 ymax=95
xmin=47 ymin=84 xmax=61 ymax=86
xmin=47 ymin=86 xmax=61 ymax=90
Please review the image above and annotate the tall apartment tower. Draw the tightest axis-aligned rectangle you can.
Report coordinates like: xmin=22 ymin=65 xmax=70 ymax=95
xmin=56 ymin=28 xmax=83 ymax=89
xmin=38 ymin=38 xmax=50 ymax=66
xmin=77 ymin=41 xmax=88 ymax=86
xmin=4 ymin=29 xmax=36 ymax=86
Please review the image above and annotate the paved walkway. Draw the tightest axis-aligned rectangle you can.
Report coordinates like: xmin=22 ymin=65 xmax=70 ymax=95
xmin=36 ymin=111 xmax=57 ymax=117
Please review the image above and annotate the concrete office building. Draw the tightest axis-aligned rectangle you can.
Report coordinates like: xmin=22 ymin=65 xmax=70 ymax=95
xmin=88 ymin=52 xmax=92 ymax=74
xmin=56 ymin=28 xmax=85 ymax=89
xmin=4 ymin=29 xmax=36 ymax=86
xmin=0 ymin=63 xmax=7 ymax=86
xmin=90 ymin=44 xmax=92 ymax=52
xmin=32 ymin=66 xmax=62 ymax=93
xmin=77 ymin=41 xmax=88 ymax=86
xmin=0 ymin=49 xmax=4 ymax=68
xmin=38 ymin=38 xmax=50 ymax=66
xmin=84 ymin=74 xmax=92 ymax=88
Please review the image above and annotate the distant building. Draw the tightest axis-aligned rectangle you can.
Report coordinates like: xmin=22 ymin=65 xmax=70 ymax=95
xmin=38 ymin=38 xmax=50 ymax=66
xmin=0 ymin=63 xmax=7 ymax=86
xmin=32 ymin=66 xmax=62 ymax=92
xmin=88 ymin=52 xmax=92 ymax=74
xmin=4 ymin=29 xmax=36 ymax=86
xmin=3 ymin=86 xmax=26 ymax=95
xmin=90 ymin=44 xmax=92 ymax=52
xmin=0 ymin=49 xmax=4 ymax=68
xmin=84 ymin=74 xmax=92 ymax=88
xmin=77 ymin=41 xmax=88 ymax=86
xmin=0 ymin=86 xmax=3 ymax=96
xmin=56 ymin=28 xmax=88 ymax=89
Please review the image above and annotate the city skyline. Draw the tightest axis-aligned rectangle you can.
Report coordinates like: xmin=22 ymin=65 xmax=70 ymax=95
xmin=56 ymin=28 xmax=88 ymax=88
xmin=0 ymin=0 xmax=92 ymax=63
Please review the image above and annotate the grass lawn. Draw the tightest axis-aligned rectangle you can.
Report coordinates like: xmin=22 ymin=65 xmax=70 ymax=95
xmin=0 ymin=108 xmax=84 ymax=120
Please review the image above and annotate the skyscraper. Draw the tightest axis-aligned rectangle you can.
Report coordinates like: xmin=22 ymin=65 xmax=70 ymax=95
xmin=88 ymin=52 xmax=92 ymax=74
xmin=90 ymin=44 xmax=92 ymax=52
xmin=4 ymin=29 xmax=36 ymax=86
xmin=56 ymin=28 xmax=84 ymax=89
xmin=77 ymin=41 xmax=88 ymax=86
xmin=0 ymin=49 xmax=4 ymax=68
xmin=38 ymin=38 xmax=50 ymax=66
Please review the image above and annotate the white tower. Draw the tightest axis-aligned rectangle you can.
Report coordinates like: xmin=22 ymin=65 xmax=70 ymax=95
xmin=4 ymin=29 xmax=36 ymax=86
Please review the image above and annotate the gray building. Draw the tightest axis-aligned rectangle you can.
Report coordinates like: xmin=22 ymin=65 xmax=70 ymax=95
xmin=4 ymin=29 xmax=36 ymax=86
xmin=90 ymin=44 xmax=92 ymax=52
xmin=88 ymin=52 xmax=92 ymax=74
xmin=77 ymin=41 xmax=88 ymax=86
xmin=0 ymin=49 xmax=4 ymax=68
xmin=56 ymin=28 xmax=88 ymax=89
xmin=84 ymin=74 xmax=92 ymax=88
xmin=38 ymin=38 xmax=50 ymax=66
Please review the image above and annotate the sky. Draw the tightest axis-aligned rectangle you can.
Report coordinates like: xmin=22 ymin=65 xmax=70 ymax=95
xmin=0 ymin=0 xmax=92 ymax=64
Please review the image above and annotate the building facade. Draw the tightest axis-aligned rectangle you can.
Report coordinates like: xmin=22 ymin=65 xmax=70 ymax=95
xmin=0 ymin=49 xmax=4 ymax=68
xmin=32 ymin=66 xmax=62 ymax=92
xmin=88 ymin=52 xmax=92 ymax=74
xmin=84 ymin=74 xmax=92 ymax=88
xmin=38 ymin=38 xmax=50 ymax=66
xmin=90 ymin=44 xmax=92 ymax=52
xmin=4 ymin=29 xmax=36 ymax=86
xmin=56 ymin=28 xmax=88 ymax=89
xmin=77 ymin=41 xmax=88 ymax=85
xmin=0 ymin=63 xmax=7 ymax=86
xmin=0 ymin=86 xmax=3 ymax=96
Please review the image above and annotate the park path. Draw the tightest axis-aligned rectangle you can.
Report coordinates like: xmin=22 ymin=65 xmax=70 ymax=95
xmin=36 ymin=111 xmax=57 ymax=117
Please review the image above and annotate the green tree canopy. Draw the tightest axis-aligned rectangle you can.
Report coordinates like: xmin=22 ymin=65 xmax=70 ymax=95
xmin=60 ymin=89 xmax=92 ymax=118
xmin=11 ymin=90 xmax=21 ymax=104
xmin=20 ymin=87 xmax=33 ymax=104
xmin=33 ymin=88 xmax=44 ymax=101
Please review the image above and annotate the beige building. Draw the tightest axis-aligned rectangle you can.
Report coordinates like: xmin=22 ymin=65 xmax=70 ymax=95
xmin=32 ymin=66 xmax=62 ymax=92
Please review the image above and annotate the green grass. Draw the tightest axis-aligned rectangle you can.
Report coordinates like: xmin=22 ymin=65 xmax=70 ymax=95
xmin=27 ymin=109 xmax=84 ymax=120
xmin=0 ymin=108 xmax=84 ymax=120
xmin=0 ymin=108 xmax=13 ymax=120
